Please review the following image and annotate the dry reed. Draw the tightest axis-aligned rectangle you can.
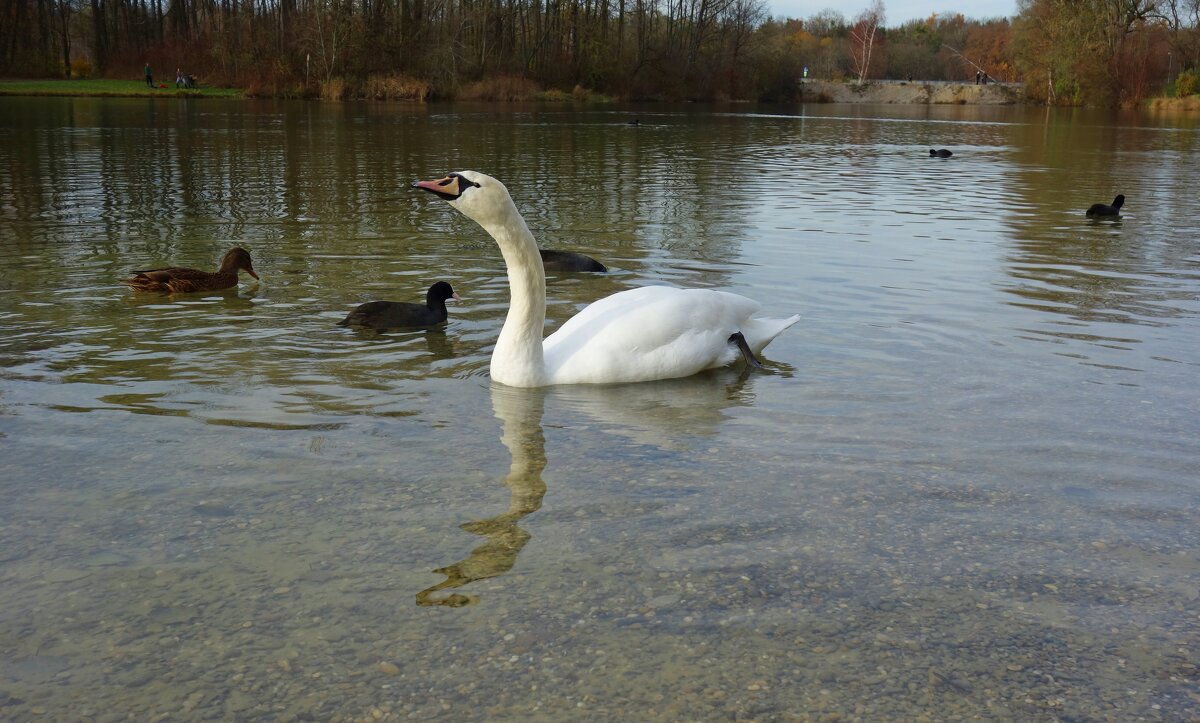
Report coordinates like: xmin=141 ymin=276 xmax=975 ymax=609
xmin=458 ymin=75 xmax=540 ymax=101
xmin=1147 ymin=96 xmax=1200 ymax=111
xmin=362 ymin=73 xmax=430 ymax=101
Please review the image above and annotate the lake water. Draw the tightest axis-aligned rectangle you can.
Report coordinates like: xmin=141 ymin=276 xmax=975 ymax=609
xmin=1 ymin=98 xmax=1198 ymax=720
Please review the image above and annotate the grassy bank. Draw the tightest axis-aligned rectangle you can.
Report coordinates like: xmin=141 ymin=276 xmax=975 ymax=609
xmin=0 ymin=79 xmax=242 ymax=98
xmin=1146 ymin=95 xmax=1200 ymax=111
xmin=0 ymin=76 xmax=619 ymax=103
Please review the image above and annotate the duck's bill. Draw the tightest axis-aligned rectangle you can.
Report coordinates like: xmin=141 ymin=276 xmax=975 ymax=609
xmin=247 ymin=268 xmax=261 ymax=280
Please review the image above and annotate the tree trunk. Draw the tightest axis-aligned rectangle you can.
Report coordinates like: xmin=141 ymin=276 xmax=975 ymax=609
xmin=58 ymin=0 xmax=71 ymax=76
xmin=91 ymin=0 xmax=107 ymax=71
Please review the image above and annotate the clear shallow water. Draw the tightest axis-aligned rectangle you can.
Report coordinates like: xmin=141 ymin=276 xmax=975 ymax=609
xmin=1 ymin=98 xmax=1198 ymax=720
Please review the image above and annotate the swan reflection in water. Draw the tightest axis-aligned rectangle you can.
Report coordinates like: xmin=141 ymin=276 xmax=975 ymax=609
xmin=416 ymin=385 xmax=549 ymax=607
xmin=550 ymin=366 xmax=767 ymax=451
xmin=417 ymin=367 xmax=769 ymax=606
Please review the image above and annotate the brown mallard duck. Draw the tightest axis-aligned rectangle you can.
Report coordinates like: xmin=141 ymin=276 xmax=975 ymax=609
xmin=122 ymin=247 xmax=259 ymax=293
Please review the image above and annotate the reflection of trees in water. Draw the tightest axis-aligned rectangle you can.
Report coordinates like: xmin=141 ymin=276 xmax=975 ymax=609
xmin=1000 ymin=110 xmax=1200 ymax=330
xmin=416 ymin=385 xmax=547 ymax=607
xmin=420 ymin=109 xmax=801 ymax=271
xmin=1004 ymin=226 xmax=1194 ymax=333
xmin=0 ymin=278 xmax=474 ymax=425
xmin=3 ymin=100 xmax=421 ymax=256
xmin=1005 ymin=225 xmax=1151 ymax=326
xmin=5 ymin=103 xmax=769 ymax=305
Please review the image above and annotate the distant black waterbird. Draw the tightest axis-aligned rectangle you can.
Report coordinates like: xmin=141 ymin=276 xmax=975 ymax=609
xmin=540 ymin=249 xmax=607 ymax=273
xmin=338 ymin=281 xmax=460 ymax=330
xmin=1086 ymin=194 xmax=1125 ymax=217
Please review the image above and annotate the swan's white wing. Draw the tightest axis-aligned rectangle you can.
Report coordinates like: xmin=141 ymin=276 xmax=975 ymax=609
xmin=543 ymin=287 xmax=768 ymax=384
xmin=546 ymin=286 xmax=696 ymax=339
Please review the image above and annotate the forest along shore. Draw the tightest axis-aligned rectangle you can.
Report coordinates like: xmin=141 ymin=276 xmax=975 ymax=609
xmin=800 ymin=80 xmax=1024 ymax=104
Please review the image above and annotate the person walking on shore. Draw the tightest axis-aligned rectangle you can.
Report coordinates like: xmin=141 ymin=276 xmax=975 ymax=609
xmin=145 ymin=62 xmax=153 ymax=88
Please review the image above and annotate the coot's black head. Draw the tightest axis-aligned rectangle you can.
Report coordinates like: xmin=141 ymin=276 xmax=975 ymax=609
xmin=427 ymin=281 xmax=460 ymax=304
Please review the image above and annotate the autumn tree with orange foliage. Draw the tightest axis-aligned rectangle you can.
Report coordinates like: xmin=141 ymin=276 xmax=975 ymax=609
xmin=965 ymin=20 xmax=1015 ymax=81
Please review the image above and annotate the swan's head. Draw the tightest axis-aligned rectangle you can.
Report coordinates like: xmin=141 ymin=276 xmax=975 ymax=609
xmin=413 ymin=171 xmax=513 ymax=227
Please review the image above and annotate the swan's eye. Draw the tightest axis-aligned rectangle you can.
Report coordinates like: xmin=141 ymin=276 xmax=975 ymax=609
xmin=450 ymin=173 xmax=481 ymax=190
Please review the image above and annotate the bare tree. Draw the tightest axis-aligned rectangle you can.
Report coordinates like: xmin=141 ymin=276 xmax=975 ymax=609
xmin=848 ymin=0 xmax=884 ymax=82
xmin=1155 ymin=0 xmax=1200 ymax=73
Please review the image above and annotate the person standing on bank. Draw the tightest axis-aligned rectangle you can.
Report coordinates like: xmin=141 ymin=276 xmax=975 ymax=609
xmin=145 ymin=62 xmax=153 ymax=88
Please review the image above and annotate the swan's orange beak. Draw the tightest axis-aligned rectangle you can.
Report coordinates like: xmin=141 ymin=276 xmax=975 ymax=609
xmin=413 ymin=175 xmax=464 ymax=201
xmin=413 ymin=173 xmax=479 ymax=201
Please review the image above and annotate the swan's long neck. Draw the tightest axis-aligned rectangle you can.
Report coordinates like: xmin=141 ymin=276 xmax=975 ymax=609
xmin=480 ymin=200 xmax=547 ymax=387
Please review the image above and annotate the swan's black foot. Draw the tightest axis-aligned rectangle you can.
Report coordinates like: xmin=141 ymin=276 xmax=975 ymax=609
xmin=729 ymin=331 xmax=764 ymax=369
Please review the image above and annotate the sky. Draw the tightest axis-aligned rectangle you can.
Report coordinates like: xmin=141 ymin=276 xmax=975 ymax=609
xmin=764 ymin=0 xmax=1017 ymax=24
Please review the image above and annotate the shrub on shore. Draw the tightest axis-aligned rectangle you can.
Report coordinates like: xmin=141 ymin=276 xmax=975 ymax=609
xmin=458 ymin=75 xmax=540 ymax=101
xmin=319 ymin=77 xmax=347 ymax=100
xmin=1147 ymin=95 xmax=1200 ymax=111
xmin=1175 ymin=69 xmax=1197 ymax=98
xmin=70 ymin=57 xmax=92 ymax=79
xmin=363 ymin=73 xmax=430 ymax=101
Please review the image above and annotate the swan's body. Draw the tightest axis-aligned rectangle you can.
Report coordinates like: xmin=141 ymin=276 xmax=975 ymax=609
xmin=1086 ymin=194 xmax=1125 ymax=217
xmin=415 ymin=171 xmax=799 ymax=387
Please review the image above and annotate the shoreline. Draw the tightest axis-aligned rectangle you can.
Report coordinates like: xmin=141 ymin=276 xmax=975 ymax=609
xmin=0 ymin=78 xmax=1026 ymax=105
xmin=4 ymin=78 xmax=1196 ymax=109
xmin=798 ymin=79 xmax=1024 ymax=105
xmin=0 ymin=79 xmax=242 ymax=99
xmin=1146 ymin=95 xmax=1200 ymax=111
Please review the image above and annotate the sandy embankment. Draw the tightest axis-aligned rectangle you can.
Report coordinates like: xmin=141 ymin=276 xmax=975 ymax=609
xmin=799 ymin=80 xmax=1023 ymax=104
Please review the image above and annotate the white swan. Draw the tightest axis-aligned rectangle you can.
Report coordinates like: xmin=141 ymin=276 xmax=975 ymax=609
xmin=414 ymin=171 xmax=800 ymax=387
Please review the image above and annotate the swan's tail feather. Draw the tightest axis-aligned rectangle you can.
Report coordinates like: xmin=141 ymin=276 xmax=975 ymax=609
xmin=744 ymin=314 xmax=801 ymax=354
